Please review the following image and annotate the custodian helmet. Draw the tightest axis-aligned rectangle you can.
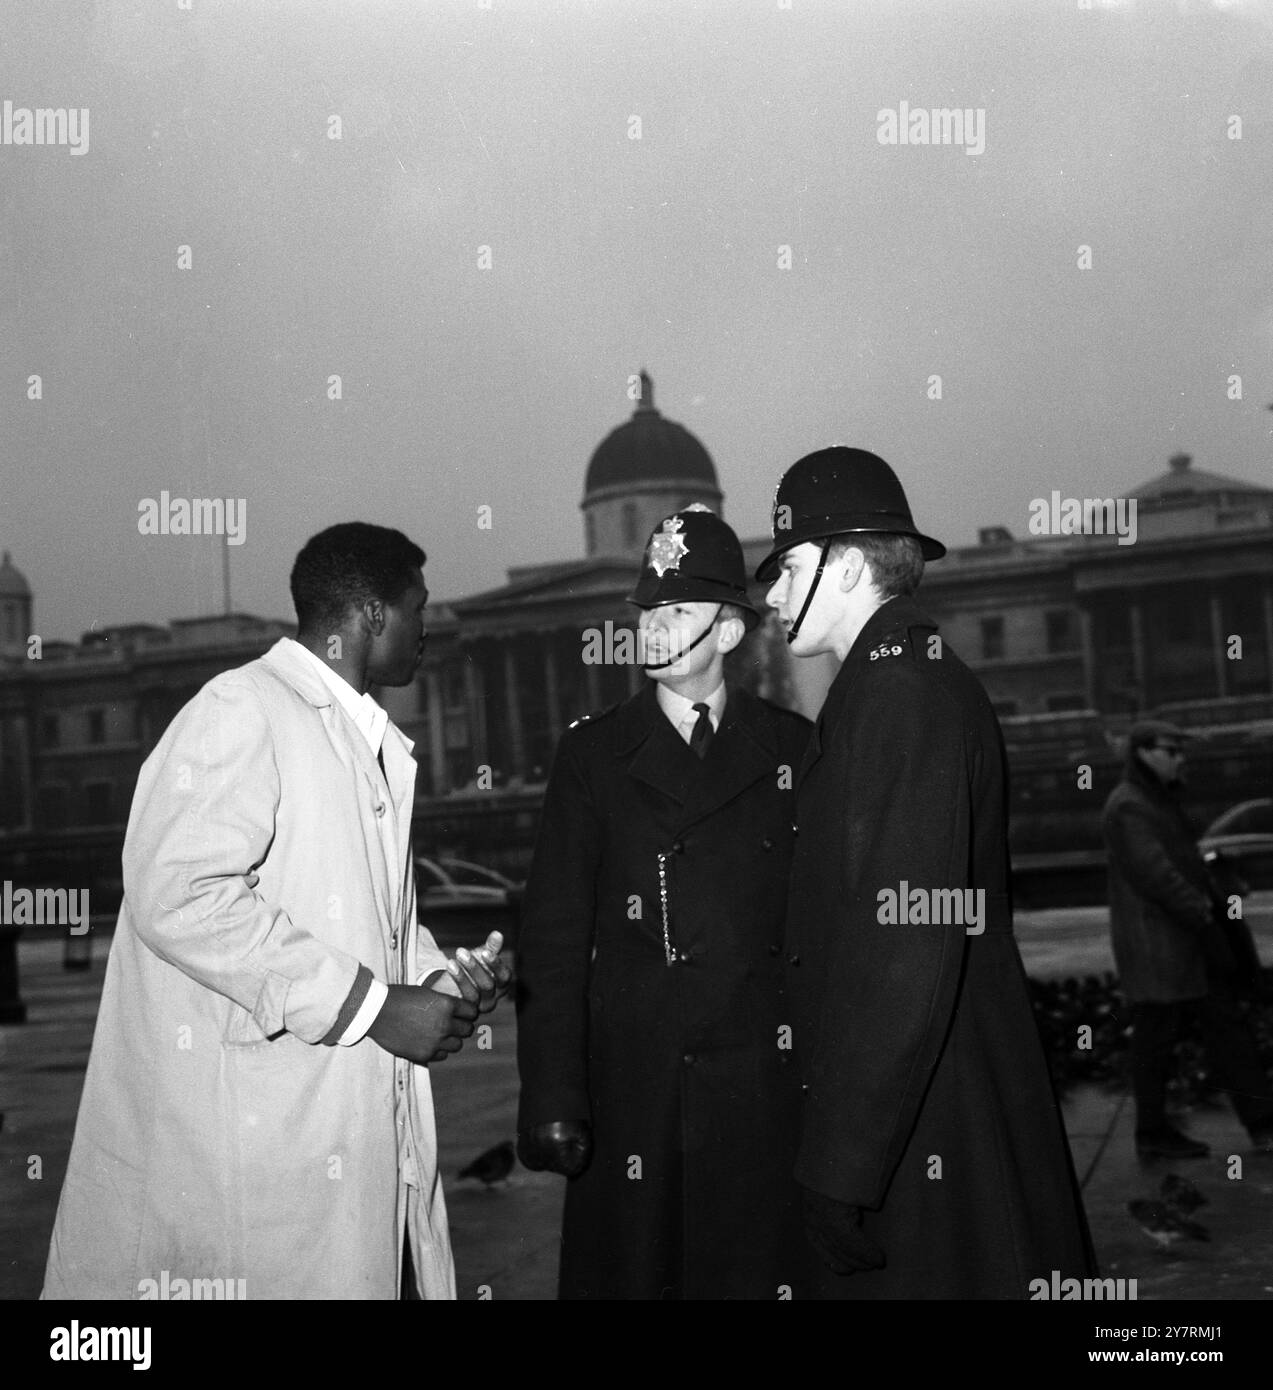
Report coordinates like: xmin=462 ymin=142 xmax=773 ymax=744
xmin=628 ymin=505 xmax=760 ymax=630
xmin=754 ymin=446 xmax=946 ymax=584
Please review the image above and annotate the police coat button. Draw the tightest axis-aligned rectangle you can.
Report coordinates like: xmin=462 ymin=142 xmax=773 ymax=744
xmin=801 ymin=1083 xmax=810 ymax=1095
xmin=677 ymin=948 xmax=695 ymax=964
xmin=791 ymin=822 xmax=799 ymax=835
xmin=768 ymin=944 xmax=781 ymax=956
xmin=683 ymin=1053 xmax=697 ymax=1066
xmin=787 ymin=953 xmax=800 ymax=966
xmin=762 ymin=836 xmax=774 ymax=850
xmin=672 ymin=840 xmax=685 ymax=854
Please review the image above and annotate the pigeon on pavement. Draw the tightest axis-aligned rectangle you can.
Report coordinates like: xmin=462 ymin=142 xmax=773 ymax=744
xmin=1128 ymin=1198 xmax=1209 ymax=1251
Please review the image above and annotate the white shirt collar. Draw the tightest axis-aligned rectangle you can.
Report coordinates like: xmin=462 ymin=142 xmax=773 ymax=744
xmin=656 ymin=680 xmax=726 ymax=741
xmin=286 ymin=638 xmax=389 ymax=757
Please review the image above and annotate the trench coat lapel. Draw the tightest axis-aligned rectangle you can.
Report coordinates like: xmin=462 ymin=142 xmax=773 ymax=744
xmin=680 ymin=689 xmax=784 ymax=829
xmin=616 ymin=683 xmax=696 ymax=807
xmin=260 ymin=640 xmax=397 ymax=928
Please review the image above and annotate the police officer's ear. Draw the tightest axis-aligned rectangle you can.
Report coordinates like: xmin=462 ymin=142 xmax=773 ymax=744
xmin=834 ymin=544 xmax=867 ymax=593
xmin=716 ymin=614 xmax=746 ymax=656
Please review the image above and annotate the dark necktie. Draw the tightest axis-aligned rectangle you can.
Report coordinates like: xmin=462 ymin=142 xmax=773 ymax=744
xmin=689 ymin=702 xmax=713 ymax=759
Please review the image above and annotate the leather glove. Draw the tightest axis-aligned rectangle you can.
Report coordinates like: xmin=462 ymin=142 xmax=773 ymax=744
xmin=802 ymin=1186 xmax=886 ymax=1275
xmin=517 ymin=1120 xmax=593 ymax=1178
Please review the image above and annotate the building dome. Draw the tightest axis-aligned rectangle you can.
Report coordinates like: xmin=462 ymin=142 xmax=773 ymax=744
xmin=583 ymin=372 xmax=719 ymax=499
xmin=580 ymin=373 xmax=724 ymax=559
xmin=0 ymin=552 xmax=31 ymax=598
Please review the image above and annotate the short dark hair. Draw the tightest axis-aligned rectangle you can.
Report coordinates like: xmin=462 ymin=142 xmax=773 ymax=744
xmin=290 ymin=523 xmax=425 ymax=634
xmin=828 ymin=532 xmax=924 ymax=599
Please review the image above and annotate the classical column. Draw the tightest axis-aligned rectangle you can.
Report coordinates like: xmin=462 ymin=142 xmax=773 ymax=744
xmin=1129 ymin=598 xmax=1147 ymax=710
xmin=544 ymin=640 xmax=561 ymax=745
xmin=503 ymin=641 xmax=525 ymax=780
xmin=1209 ymin=590 xmax=1228 ymax=698
xmin=1263 ymin=584 xmax=1273 ymax=695
xmin=425 ymin=668 xmax=446 ymax=795
xmin=1078 ymin=605 xmax=1097 ymax=710
xmin=461 ymin=649 xmax=487 ymax=774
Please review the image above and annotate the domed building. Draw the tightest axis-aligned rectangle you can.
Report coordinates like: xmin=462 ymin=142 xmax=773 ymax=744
xmin=581 ymin=372 xmax=722 ymax=558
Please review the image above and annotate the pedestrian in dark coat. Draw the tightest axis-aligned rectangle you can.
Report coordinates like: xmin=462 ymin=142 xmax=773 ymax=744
xmin=1102 ymin=720 xmax=1273 ymax=1160
xmin=516 ymin=508 xmax=811 ymax=1300
xmin=757 ymin=447 xmax=1096 ymax=1300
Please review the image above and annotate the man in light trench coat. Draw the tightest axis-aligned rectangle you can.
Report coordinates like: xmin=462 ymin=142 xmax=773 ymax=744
xmin=43 ymin=522 xmax=511 ymax=1300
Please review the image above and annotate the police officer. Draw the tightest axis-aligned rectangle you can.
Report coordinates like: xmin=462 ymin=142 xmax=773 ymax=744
xmin=516 ymin=506 xmax=810 ymax=1300
xmin=758 ymin=447 xmax=1095 ymax=1299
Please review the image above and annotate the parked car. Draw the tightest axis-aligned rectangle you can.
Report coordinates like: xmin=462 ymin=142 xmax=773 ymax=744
xmin=1198 ymin=798 xmax=1273 ymax=895
xmin=414 ymin=856 xmax=523 ymax=947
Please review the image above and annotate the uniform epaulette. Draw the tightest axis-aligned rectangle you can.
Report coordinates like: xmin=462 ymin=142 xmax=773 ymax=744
xmin=569 ymin=702 xmax=620 ymax=730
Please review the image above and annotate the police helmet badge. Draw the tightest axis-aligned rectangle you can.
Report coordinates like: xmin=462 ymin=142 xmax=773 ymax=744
xmin=647 ymin=516 xmax=690 ymax=577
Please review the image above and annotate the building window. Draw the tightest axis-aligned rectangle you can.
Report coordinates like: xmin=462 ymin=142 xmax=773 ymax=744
xmin=1045 ymin=610 xmax=1076 ymax=654
xmin=41 ymin=714 xmax=59 ymax=748
xmin=1162 ymin=594 xmax=1206 ymax=642
xmin=87 ymin=709 xmax=106 ymax=744
xmin=622 ymin=503 xmax=639 ymax=548
xmin=85 ymin=782 xmax=113 ymax=824
xmin=980 ymin=617 xmax=1004 ymax=661
xmin=37 ymin=785 xmax=67 ymax=831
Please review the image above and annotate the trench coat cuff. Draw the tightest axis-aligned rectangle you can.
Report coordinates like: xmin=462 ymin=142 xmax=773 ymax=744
xmin=320 ymin=964 xmax=375 ymax=1045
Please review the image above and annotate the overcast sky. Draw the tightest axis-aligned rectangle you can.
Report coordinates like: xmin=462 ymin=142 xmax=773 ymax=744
xmin=3 ymin=0 xmax=1272 ymax=642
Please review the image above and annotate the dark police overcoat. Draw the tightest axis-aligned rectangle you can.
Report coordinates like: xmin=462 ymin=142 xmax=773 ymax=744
xmin=516 ymin=681 xmax=811 ymax=1300
xmin=785 ymin=596 xmax=1096 ymax=1299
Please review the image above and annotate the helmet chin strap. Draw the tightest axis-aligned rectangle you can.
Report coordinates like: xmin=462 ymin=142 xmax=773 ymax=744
xmin=641 ymin=604 xmax=724 ymax=671
xmin=785 ymin=538 xmax=833 ymax=645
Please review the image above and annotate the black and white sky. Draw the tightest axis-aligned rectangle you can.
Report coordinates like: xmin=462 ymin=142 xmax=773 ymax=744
xmin=3 ymin=0 xmax=1272 ymax=642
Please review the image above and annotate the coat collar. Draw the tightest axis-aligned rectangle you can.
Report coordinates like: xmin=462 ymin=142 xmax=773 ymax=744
xmin=613 ymin=680 xmax=785 ymax=827
xmin=261 ymin=638 xmax=415 ymax=752
xmin=799 ymin=595 xmax=939 ymax=786
xmin=259 ymin=635 xmax=417 ymax=828
xmin=836 ymin=594 xmax=937 ymax=690
xmin=261 ymin=637 xmax=333 ymax=707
